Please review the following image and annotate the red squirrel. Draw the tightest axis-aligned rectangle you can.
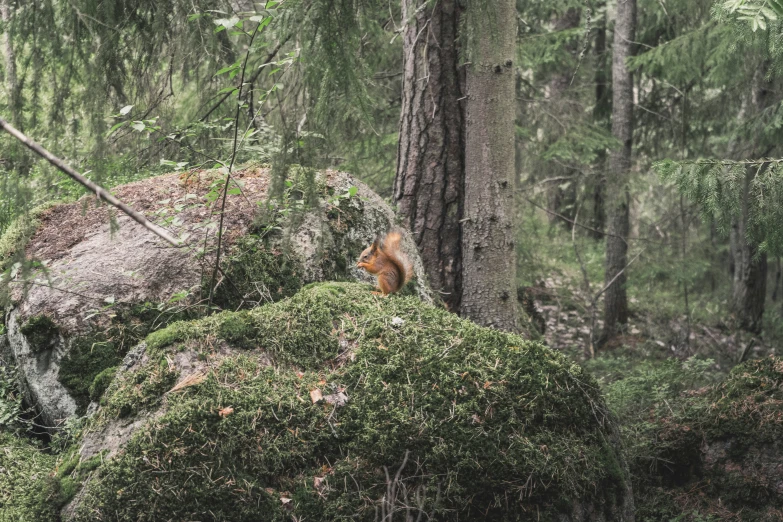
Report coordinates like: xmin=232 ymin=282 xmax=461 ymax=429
xmin=356 ymin=231 xmax=412 ymax=294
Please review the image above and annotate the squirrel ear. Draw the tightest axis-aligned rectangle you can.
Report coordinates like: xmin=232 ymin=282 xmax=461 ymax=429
xmin=370 ymin=238 xmax=380 ymax=252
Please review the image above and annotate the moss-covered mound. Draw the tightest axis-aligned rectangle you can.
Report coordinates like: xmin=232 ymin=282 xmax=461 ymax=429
xmin=0 ymin=432 xmax=61 ymax=520
xmin=629 ymin=356 xmax=783 ymax=521
xmin=61 ymin=283 xmax=630 ymax=521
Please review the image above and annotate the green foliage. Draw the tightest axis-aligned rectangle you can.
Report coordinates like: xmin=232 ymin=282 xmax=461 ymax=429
xmin=656 ymin=158 xmax=783 ymax=256
xmin=721 ymin=0 xmax=783 ymax=31
xmin=0 ymin=364 xmax=23 ymax=430
xmin=74 ymin=282 xmax=627 ymax=521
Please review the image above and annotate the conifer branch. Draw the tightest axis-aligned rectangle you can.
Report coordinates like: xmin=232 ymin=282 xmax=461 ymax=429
xmin=0 ymin=117 xmax=181 ymax=247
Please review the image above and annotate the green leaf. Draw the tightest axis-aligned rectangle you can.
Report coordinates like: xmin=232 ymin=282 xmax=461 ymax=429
xmin=106 ymin=121 xmax=127 ymax=137
xmin=131 ymin=121 xmax=146 ymax=132
xmin=215 ymin=61 xmax=241 ymax=76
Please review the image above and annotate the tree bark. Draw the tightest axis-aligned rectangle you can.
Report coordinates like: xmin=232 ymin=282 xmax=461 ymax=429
xmin=590 ymin=4 xmax=609 ymax=238
xmin=1 ymin=0 xmax=20 ymax=130
xmin=730 ymin=66 xmax=770 ymax=334
xmin=460 ymin=1 xmax=519 ymax=331
xmin=394 ymin=0 xmax=464 ymax=312
xmin=730 ymin=169 xmax=767 ymax=334
xmin=601 ymin=0 xmax=636 ymax=344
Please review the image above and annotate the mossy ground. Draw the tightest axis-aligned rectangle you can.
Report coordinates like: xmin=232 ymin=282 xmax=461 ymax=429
xmin=600 ymin=355 xmax=783 ymax=521
xmin=0 ymin=431 xmax=62 ymax=520
xmin=68 ymin=282 xmax=625 ymax=521
xmin=20 ymin=315 xmax=60 ymax=353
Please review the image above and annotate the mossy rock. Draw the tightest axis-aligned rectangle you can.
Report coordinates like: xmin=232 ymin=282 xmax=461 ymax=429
xmin=0 ymin=432 xmax=63 ymax=520
xmin=634 ymin=356 xmax=783 ymax=520
xmin=61 ymin=283 xmax=631 ymax=521
xmin=0 ymin=167 xmax=437 ymax=430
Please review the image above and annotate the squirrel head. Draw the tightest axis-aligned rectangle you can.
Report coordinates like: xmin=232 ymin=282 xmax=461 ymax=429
xmin=357 ymin=237 xmax=381 ymax=270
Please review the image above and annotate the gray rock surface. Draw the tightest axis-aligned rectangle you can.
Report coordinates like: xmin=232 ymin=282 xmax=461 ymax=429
xmin=3 ymin=167 xmax=429 ymax=430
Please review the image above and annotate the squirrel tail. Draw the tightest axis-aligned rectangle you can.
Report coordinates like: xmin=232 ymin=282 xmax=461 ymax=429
xmin=383 ymin=230 xmax=413 ymax=285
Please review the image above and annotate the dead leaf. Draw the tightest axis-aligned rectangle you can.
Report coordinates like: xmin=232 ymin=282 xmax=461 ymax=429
xmin=310 ymin=388 xmax=323 ymax=403
xmin=314 ymin=476 xmax=325 ymax=490
xmin=218 ymin=406 xmax=234 ymax=418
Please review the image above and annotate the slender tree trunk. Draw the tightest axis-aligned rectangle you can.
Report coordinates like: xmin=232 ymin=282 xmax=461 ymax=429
xmin=546 ymin=8 xmax=580 ymax=226
xmin=394 ymin=0 xmax=464 ymax=312
xmin=730 ymin=66 xmax=770 ymax=334
xmin=590 ymin=4 xmax=609 ymax=238
xmin=1 ymin=0 xmax=20 ymax=130
xmin=730 ymin=171 xmax=767 ymax=334
xmin=460 ymin=1 xmax=519 ymax=331
xmin=601 ymin=0 xmax=636 ymax=344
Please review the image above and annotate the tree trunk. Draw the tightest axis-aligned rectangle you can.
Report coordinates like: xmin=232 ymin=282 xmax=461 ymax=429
xmin=601 ymin=0 xmax=636 ymax=344
xmin=730 ymin=66 xmax=770 ymax=334
xmin=730 ymin=169 xmax=767 ymax=334
xmin=460 ymin=1 xmax=519 ymax=331
xmin=590 ymin=4 xmax=609 ymax=238
xmin=1 ymin=0 xmax=20 ymax=130
xmin=546 ymin=8 xmax=580 ymax=227
xmin=394 ymin=0 xmax=464 ymax=312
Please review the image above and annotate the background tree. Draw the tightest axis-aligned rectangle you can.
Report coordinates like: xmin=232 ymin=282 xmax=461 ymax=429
xmin=602 ymin=0 xmax=636 ymax=344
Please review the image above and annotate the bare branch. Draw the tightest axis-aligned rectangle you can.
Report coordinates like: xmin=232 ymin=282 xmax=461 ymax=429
xmin=0 ymin=117 xmax=181 ymax=248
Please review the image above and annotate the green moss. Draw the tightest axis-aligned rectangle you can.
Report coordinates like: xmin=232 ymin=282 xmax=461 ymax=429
xmin=0 ymin=432 xmax=61 ymax=521
xmin=59 ymin=336 xmax=122 ymax=411
xmin=98 ymin=356 xmax=178 ymax=419
xmin=89 ymin=366 xmax=118 ymax=402
xmin=20 ymin=315 xmax=60 ymax=353
xmin=72 ymin=282 xmax=627 ymax=521
xmin=0 ymin=203 xmax=56 ymax=269
xmin=616 ymin=356 xmax=783 ymax=519
xmin=210 ymin=235 xmax=303 ymax=311
xmin=58 ymin=305 xmax=199 ymax=412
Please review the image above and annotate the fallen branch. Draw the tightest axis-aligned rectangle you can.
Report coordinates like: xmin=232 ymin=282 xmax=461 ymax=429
xmin=0 ymin=117 xmax=181 ymax=247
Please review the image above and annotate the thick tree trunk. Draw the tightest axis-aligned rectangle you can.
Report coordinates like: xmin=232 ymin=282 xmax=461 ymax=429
xmin=1 ymin=0 xmax=20 ymax=130
xmin=546 ymin=8 xmax=580 ymax=226
xmin=394 ymin=0 xmax=464 ymax=312
xmin=460 ymin=1 xmax=519 ymax=331
xmin=601 ymin=0 xmax=636 ymax=344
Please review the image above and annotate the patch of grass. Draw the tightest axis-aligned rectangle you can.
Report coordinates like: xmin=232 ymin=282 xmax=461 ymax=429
xmin=71 ymin=282 xmax=630 ymax=521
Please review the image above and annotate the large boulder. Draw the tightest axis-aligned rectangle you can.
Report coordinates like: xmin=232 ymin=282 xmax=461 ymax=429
xmin=56 ymin=282 xmax=633 ymax=521
xmin=0 ymin=167 xmax=431 ymax=428
xmin=632 ymin=356 xmax=783 ymax=521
